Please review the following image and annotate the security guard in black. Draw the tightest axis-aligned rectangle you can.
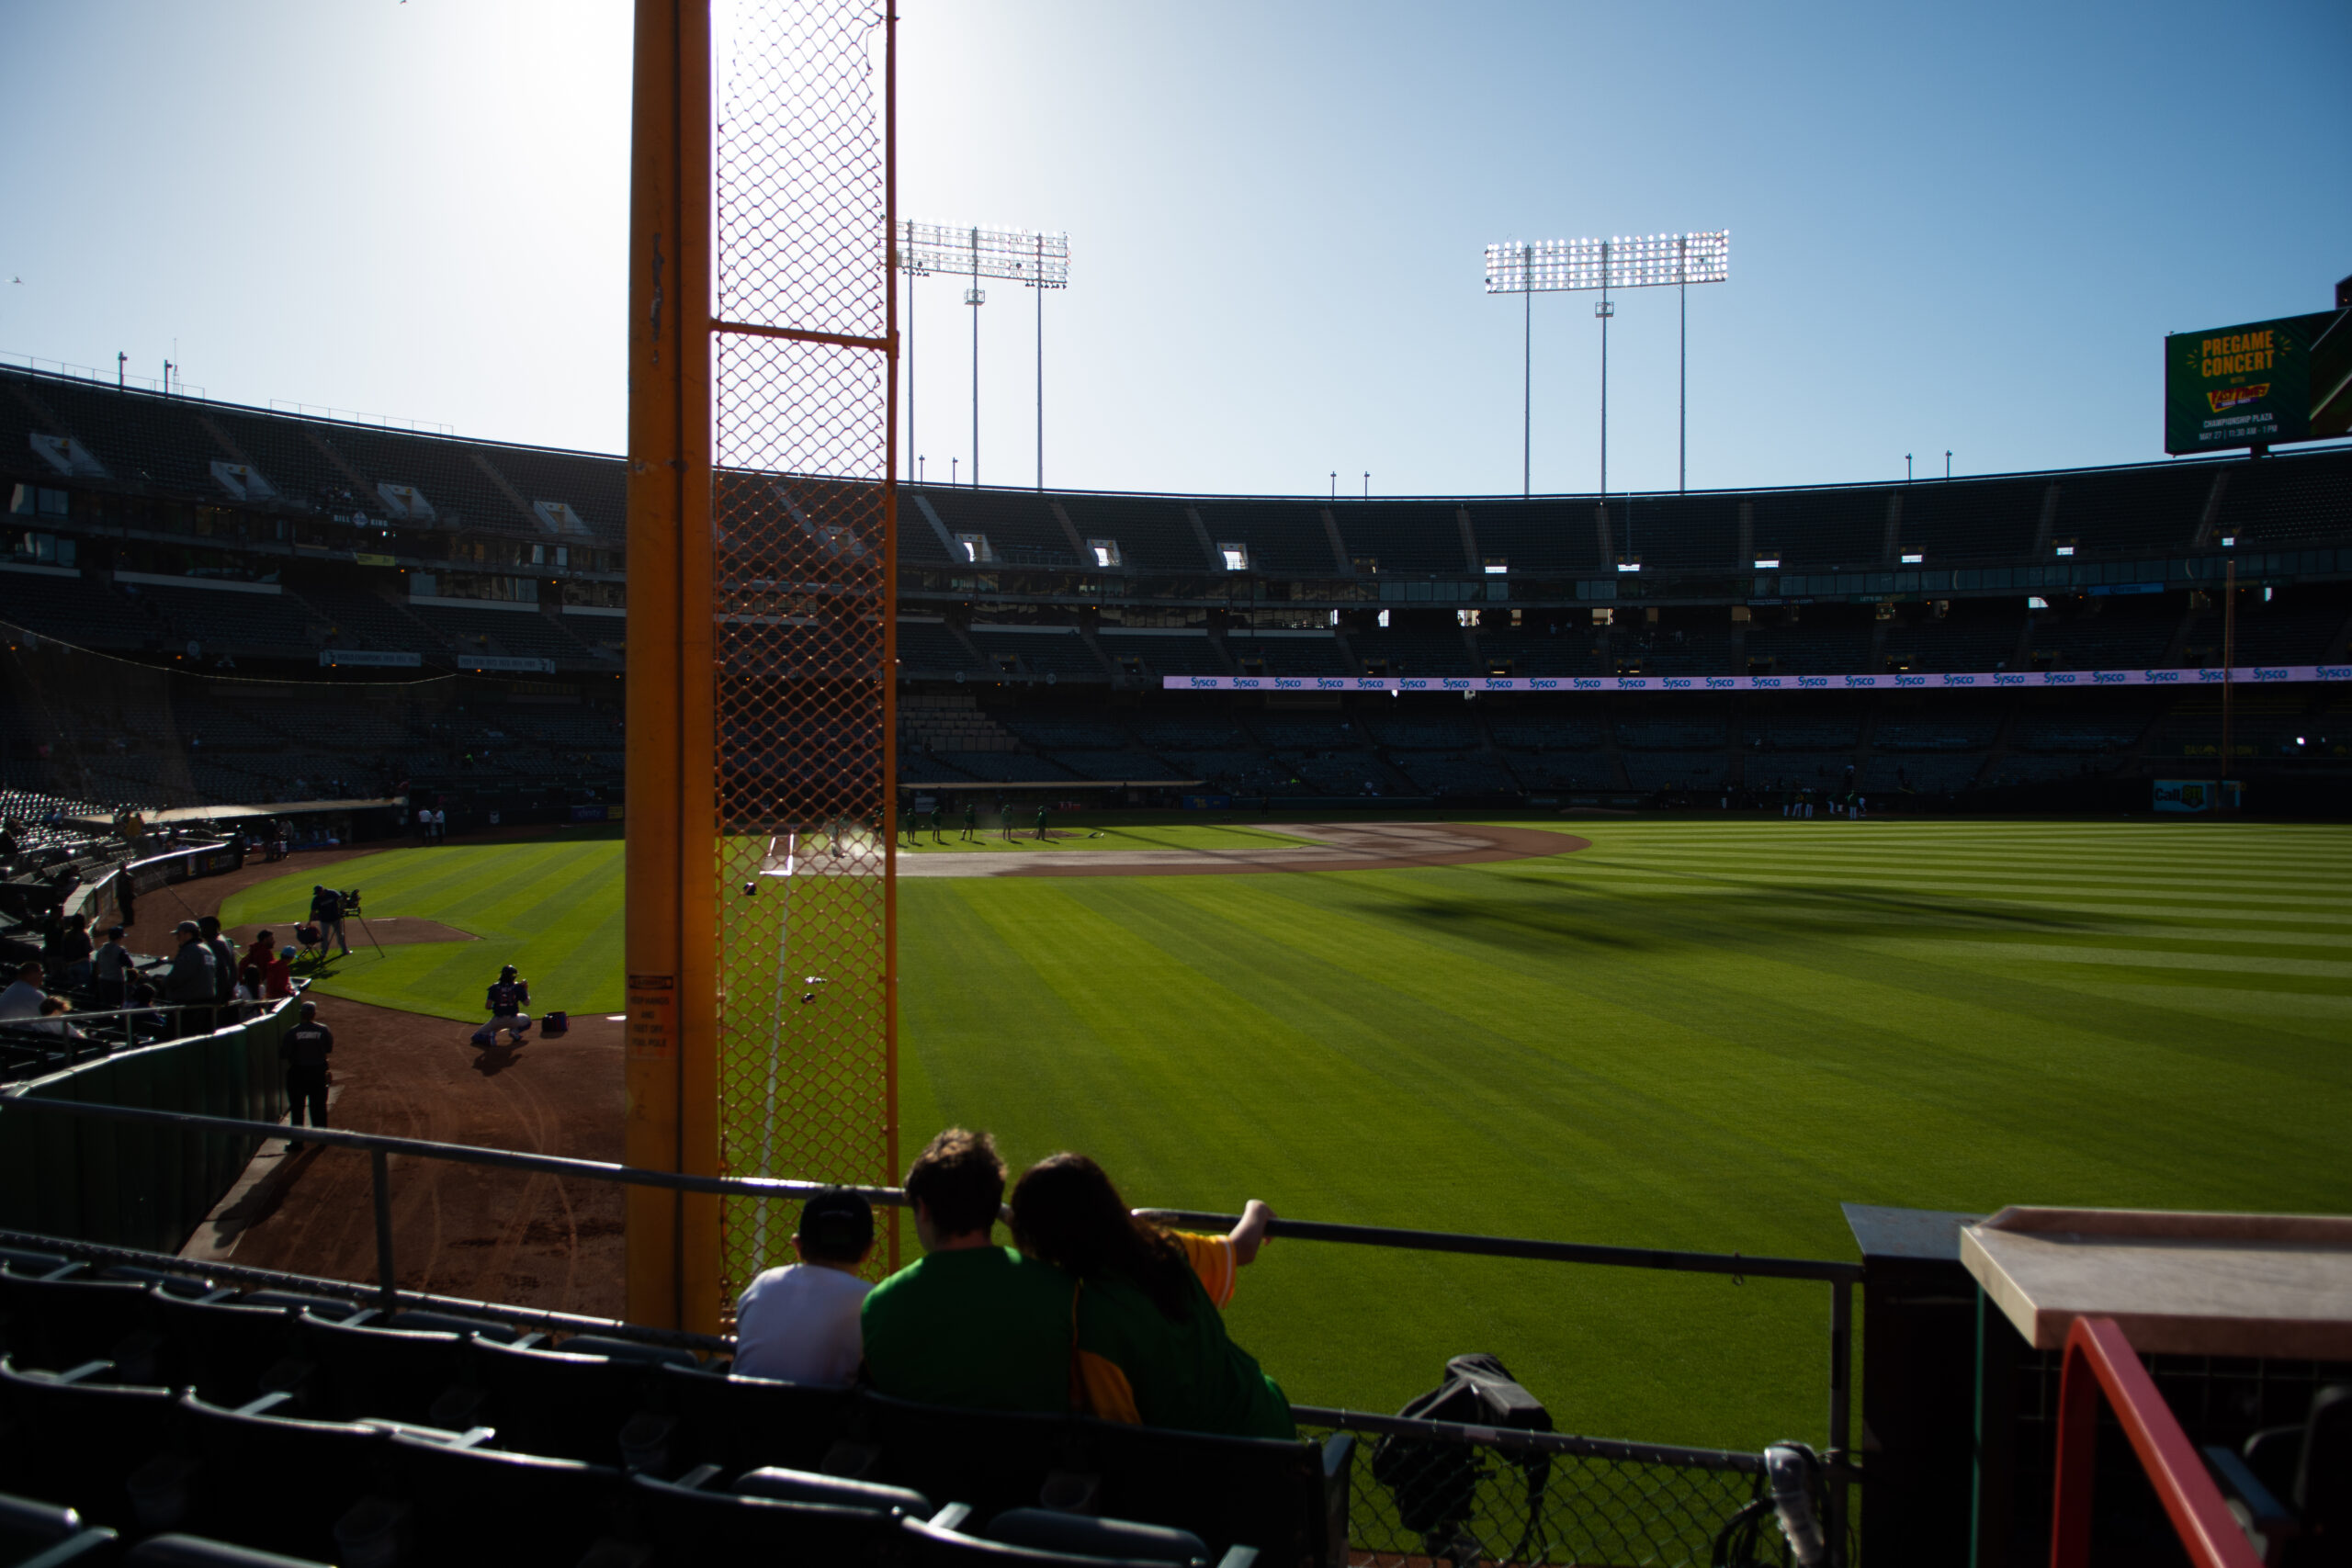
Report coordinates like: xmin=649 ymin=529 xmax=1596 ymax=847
xmin=281 ymin=1000 xmax=334 ymax=1147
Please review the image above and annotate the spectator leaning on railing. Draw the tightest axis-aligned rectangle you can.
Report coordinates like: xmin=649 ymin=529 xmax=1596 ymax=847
xmin=1010 ymin=1153 xmax=1293 ymax=1440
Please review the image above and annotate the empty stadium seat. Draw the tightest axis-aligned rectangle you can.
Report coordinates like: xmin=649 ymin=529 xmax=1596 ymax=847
xmin=0 ymin=1490 xmax=115 ymax=1565
xmin=624 ymin=1473 xmax=906 ymax=1565
xmin=642 ymin=1362 xmax=856 ymax=1478
xmin=733 ymin=1463 xmax=932 ymax=1515
xmin=170 ymin=1393 xmax=390 ymax=1559
xmin=468 ymin=1339 xmax=664 ymax=1466
xmin=125 ymin=1534 xmax=330 ymax=1567
xmin=381 ymin=1431 xmax=623 ymax=1568
xmin=0 ymin=1359 xmax=180 ymax=1529
xmin=0 ymin=1275 xmax=159 ymax=1378
xmin=286 ymin=1319 xmax=481 ymax=1427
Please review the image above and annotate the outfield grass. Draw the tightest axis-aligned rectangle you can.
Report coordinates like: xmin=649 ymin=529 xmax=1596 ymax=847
xmin=227 ymin=817 xmax=2352 ymax=1450
xmin=220 ymin=837 xmax=626 ymax=1022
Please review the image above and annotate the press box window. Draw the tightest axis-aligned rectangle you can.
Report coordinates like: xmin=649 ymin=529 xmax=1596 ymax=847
xmin=954 ymin=533 xmax=993 ymax=564
xmin=1087 ymin=538 xmax=1122 ymax=569
xmin=1217 ymin=543 xmax=1249 ymax=571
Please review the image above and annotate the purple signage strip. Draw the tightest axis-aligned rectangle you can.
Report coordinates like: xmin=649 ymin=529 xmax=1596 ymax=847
xmin=1165 ymin=665 xmax=2352 ymax=694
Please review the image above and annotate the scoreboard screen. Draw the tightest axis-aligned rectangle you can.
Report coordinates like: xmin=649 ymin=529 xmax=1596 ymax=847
xmin=2165 ymin=307 xmax=2352 ymax=454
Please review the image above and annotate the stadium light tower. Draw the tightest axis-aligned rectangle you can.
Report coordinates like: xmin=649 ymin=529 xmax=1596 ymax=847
xmin=897 ymin=221 xmax=1070 ymax=489
xmin=1485 ymin=231 xmax=1728 ymax=501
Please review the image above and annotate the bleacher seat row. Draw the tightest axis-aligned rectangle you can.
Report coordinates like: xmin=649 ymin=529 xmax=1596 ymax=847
xmin=0 ymin=1251 xmax=1349 ymax=1568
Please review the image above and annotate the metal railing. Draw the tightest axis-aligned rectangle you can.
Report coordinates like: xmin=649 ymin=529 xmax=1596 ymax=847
xmin=2052 ymin=1316 xmax=2263 ymax=1568
xmin=0 ymin=1092 xmax=1860 ymax=1565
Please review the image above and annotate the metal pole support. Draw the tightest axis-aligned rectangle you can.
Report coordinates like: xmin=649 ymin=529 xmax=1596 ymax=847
xmin=1828 ymin=1277 xmax=1853 ymax=1568
xmin=370 ymin=1146 xmax=397 ymax=1311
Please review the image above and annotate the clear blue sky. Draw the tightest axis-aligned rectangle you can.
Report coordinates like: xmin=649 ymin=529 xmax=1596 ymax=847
xmin=3 ymin=1 xmax=2346 ymax=499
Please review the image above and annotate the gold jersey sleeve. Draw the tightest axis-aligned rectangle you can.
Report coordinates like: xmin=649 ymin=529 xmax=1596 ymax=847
xmin=1174 ymin=1231 xmax=1238 ymax=1310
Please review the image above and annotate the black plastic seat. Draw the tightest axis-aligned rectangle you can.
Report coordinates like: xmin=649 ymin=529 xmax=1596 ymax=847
xmin=625 ymin=1473 xmax=902 ymax=1566
xmin=125 ymin=1534 xmax=332 ymax=1567
xmin=0 ymin=1358 xmax=179 ymax=1529
xmin=469 ymin=1340 xmax=661 ymax=1465
xmin=144 ymin=1296 xmax=305 ymax=1406
xmin=986 ymin=1508 xmax=1210 ymax=1564
xmin=381 ymin=1310 xmax=526 ymax=1344
xmin=1080 ymin=1419 xmax=1340 ymax=1568
xmin=735 ymin=1463 xmax=932 ymax=1516
xmin=173 ymin=1393 xmax=391 ymax=1562
xmin=903 ymin=1516 xmax=1257 ymax=1568
xmin=290 ymin=1320 xmax=479 ymax=1427
xmin=384 ymin=1432 xmax=625 ymax=1568
xmin=645 ymin=1363 xmax=855 ymax=1477
xmin=0 ymin=1275 xmax=158 ymax=1378
xmin=843 ymin=1392 xmax=1080 ymax=1526
xmin=557 ymin=1335 xmax=700 ymax=1369
xmin=98 ymin=1267 xmax=218 ymax=1302
xmin=0 ymin=1489 xmax=116 ymax=1565
xmin=233 ymin=1292 xmax=367 ymax=1323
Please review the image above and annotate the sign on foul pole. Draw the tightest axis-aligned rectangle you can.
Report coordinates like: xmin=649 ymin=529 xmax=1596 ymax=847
xmin=626 ymin=0 xmax=900 ymax=1334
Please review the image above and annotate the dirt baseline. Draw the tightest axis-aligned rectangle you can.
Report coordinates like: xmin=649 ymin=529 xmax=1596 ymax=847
xmin=899 ymin=820 xmax=1591 ymax=878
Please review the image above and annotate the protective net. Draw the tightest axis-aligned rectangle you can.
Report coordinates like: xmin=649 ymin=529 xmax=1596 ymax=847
xmin=707 ymin=0 xmax=898 ymax=1301
xmin=1302 ymin=1414 xmax=1834 ymax=1568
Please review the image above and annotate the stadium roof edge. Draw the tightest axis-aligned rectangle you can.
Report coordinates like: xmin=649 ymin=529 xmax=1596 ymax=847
xmin=8 ymin=357 xmax=2351 ymax=506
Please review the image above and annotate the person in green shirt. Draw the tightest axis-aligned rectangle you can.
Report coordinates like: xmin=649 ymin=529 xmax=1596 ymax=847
xmin=860 ymin=1128 xmax=1075 ymax=1414
xmin=1034 ymin=803 xmax=1048 ymax=842
xmin=1009 ymin=1152 xmax=1294 ymax=1440
xmin=961 ymin=799 xmax=978 ymax=841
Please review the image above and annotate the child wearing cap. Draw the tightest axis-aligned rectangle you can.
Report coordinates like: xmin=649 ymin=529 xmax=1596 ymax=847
xmin=731 ymin=1189 xmax=876 ymax=1386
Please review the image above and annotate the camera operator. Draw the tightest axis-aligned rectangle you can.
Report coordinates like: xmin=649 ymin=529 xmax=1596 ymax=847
xmin=309 ymin=885 xmax=352 ymax=958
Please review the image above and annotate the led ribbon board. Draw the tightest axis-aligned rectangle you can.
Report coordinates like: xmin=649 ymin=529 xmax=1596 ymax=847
xmin=1165 ymin=665 xmax=2352 ymax=694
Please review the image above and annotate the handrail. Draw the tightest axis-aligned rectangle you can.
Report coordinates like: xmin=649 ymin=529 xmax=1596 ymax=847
xmin=2050 ymin=1315 xmax=2262 ymax=1568
xmin=0 ymin=1098 xmax=1863 ymax=1283
xmin=0 ymin=1094 xmax=910 ymax=1207
xmin=1138 ymin=1207 xmax=1862 ymax=1284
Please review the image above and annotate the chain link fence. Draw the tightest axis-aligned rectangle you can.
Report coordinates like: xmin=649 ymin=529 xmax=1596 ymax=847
xmin=1300 ymin=1407 xmax=1840 ymax=1568
xmin=709 ymin=0 xmax=899 ymax=1305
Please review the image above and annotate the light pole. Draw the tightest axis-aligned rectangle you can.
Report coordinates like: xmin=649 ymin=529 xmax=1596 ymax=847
xmin=966 ymin=284 xmax=983 ymax=485
xmin=897 ymin=220 xmax=1069 ymax=490
xmin=1905 ymin=454 xmax=1913 ymax=483
xmin=1485 ymin=231 xmax=1727 ymax=508
xmin=1945 ymin=450 xmax=1952 ymax=481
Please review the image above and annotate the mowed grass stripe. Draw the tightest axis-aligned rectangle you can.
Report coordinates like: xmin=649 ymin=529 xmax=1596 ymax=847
xmin=244 ymin=819 xmax=2350 ymax=1452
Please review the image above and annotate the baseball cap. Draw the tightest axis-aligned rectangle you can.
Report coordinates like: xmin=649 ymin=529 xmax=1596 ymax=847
xmin=797 ymin=1189 xmax=874 ymax=1260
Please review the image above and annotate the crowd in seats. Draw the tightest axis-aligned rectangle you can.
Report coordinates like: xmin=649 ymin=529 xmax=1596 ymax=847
xmin=0 ymin=1130 xmax=1344 ymax=1567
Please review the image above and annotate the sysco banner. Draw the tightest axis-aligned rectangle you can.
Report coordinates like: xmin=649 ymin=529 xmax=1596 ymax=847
xmin=1164 ymin=665 xmax=2352 ymax=694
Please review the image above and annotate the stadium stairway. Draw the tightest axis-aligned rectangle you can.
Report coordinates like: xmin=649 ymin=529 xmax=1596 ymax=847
xmin=0 ymin=1254 xmax=1349 ymax=1567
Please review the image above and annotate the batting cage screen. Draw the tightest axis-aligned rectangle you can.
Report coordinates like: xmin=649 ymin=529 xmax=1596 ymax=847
xmin=707 ymin=0 xmax=899 ymax=1303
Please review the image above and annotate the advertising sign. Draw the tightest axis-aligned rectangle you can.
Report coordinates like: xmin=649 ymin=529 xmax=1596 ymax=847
xmin=1164 ymin=664 xmax=2352 ymax=694
xmin=2153 ymin=780 xmax=2244 ymax=814
xmin=2165 ymin=308 xmax=2352 ymax=454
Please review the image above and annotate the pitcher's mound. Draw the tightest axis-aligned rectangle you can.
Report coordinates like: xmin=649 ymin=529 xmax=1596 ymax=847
xmin=225 ymin=919 xmax=476 ymax=948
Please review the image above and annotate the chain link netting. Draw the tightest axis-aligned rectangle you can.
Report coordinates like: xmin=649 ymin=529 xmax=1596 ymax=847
xmin=1304 ymin=1417 xmax=1838 ymax=1568
xmin=710 ymin=0 xmax=896 ymax=1307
